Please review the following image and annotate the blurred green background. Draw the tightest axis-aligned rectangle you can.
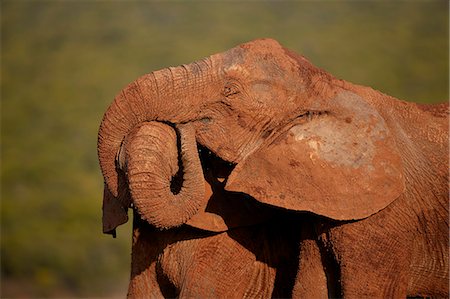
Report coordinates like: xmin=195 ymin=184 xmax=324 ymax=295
xmin=1 ymin=1 xmax=448 ymax=297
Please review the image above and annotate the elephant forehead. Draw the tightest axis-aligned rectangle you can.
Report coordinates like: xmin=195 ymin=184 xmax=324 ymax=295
xmin=219 ymin=39 xmax=293 ymax=79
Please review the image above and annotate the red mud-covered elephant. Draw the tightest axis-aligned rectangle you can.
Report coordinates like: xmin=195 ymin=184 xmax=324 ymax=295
xmin=98 ymin=39 xmax=448 ymax=298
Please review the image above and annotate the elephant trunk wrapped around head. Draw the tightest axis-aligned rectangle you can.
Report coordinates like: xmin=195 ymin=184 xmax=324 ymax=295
xmin=98 ymin=59 xmax=220 ymax=230
xmin=98 ymin=38 xmax=405 ymax=234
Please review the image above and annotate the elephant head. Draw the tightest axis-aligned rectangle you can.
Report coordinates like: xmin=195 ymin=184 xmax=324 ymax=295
xmin=98 ymin=38 xmax=404 ymax=234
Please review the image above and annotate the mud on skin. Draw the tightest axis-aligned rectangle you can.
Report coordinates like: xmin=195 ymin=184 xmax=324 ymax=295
xmin=97 ymin=38 xmax=449 ymax=298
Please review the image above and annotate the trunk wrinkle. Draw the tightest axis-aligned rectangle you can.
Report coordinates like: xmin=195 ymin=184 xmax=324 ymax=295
xmin=126 ymin=122 xmax=204 ymax=229
xmin=98 ymin=57 xmax=218 ymax=198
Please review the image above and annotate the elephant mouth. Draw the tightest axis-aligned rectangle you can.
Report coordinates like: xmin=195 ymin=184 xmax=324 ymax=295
xmin=167 ymin=130 xmax=237 ymax=196
xmin=197 ymin=143 xmax=236 ymax=185
xmin=184 ymin=143 xmax=273 ymax=232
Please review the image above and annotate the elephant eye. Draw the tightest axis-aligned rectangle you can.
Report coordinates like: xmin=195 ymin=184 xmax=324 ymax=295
xmin=296 ymin=110 xmax=328 ymax=123
xmin=223 ymin=82 xmax=240 ymax=98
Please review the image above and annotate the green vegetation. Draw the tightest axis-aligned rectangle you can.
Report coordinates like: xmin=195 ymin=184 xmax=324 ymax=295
xmin=1 ymin=1 xmax=448 ymax=297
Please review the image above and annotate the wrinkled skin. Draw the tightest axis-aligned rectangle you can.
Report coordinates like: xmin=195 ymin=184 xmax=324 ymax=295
xmin=98 ymin=39 xmax=449 ymax=298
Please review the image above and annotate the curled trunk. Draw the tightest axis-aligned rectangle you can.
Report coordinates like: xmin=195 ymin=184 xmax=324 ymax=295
xmin=98 ymin=59 xmax=213 ymax=228
xmin=98 ymin=59 xmax=212 ymax=197
xmin=121 ymin=122 xmax=204 ymax=229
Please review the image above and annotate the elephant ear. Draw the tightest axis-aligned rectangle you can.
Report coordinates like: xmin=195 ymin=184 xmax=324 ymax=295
xmin=102 ymin=183 xmax=129 ymax=237
xmin=226 ymin=91 xmax=405 ymax=220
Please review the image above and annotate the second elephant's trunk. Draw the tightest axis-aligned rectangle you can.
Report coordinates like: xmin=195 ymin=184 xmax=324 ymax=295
xmin=121 ymin=122 xmax=204 ymax=229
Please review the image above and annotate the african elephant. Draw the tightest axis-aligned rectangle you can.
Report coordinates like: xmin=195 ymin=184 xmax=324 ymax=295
xmin=98 ymin=39 xmax=449 ymax=298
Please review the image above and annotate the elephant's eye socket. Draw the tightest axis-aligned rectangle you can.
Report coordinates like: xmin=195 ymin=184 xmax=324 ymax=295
xmin=223 ymin=82 xmax=240 ymax=98
xmin=296 ymin=110 xmax=328 ymax=123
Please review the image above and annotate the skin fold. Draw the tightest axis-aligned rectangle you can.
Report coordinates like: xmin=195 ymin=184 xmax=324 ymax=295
xmin=97 ymin=39 xmax=449 ymax=298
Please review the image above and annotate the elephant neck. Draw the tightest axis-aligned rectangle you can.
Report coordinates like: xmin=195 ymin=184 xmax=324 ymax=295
xmin=382 ymin=97 xmax=448 ymax=214
xmin=385 ymin=100 xmax=448 ymax=177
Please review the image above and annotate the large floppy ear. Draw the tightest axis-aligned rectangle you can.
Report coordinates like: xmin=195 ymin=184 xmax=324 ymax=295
xmin=226 ymin=91 xmax=405 ymax=221
xmin=102 ymin=182 xmax=129 ymax=237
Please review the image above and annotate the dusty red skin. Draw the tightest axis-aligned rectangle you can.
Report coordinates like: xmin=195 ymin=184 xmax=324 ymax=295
xmin=97 ymin=39 xmax=449 ymax=298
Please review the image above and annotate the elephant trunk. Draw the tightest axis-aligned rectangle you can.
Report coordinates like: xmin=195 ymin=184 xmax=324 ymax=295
xmin=98 ymin=58 xmax=215 ymax=228
xmin=120 ymin=122 xmax=204 ymax=229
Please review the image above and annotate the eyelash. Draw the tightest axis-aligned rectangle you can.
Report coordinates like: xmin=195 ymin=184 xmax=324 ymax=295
xmin=223 ymin=81 xmax=240 ymax=97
